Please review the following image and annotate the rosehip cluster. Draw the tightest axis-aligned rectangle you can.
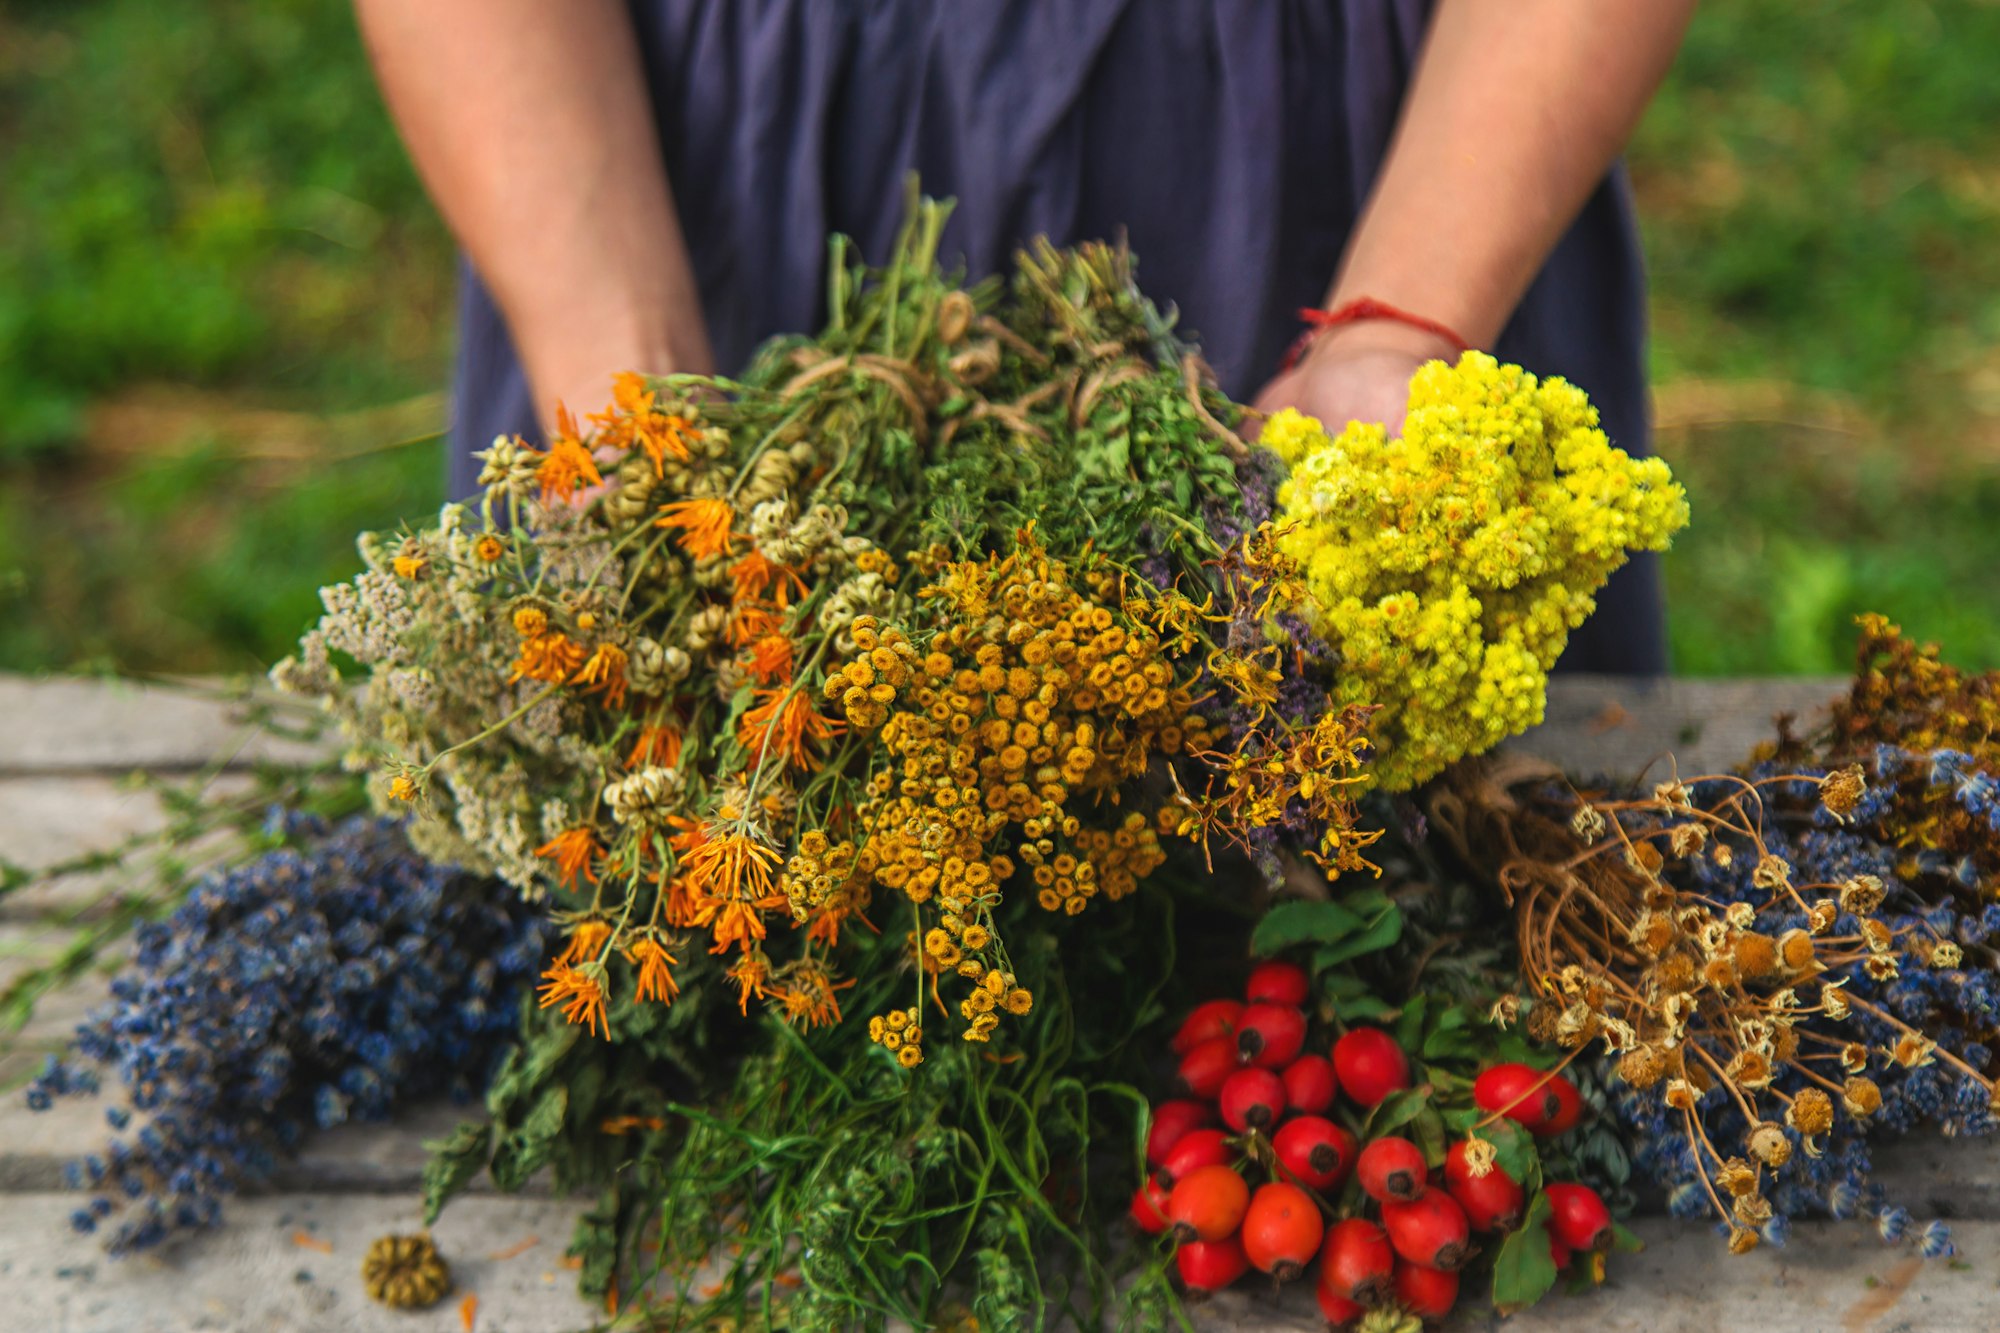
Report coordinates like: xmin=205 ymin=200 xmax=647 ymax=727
xmin=1133 ymin=963 xmax=1619 ymax=1325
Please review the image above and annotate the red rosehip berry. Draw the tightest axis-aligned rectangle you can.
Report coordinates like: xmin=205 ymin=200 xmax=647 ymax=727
xmin=1178 ymin=1035 xmax=1238 ymax=1099
xmin=1544 ymin=1182 xmax=1613 ymax=1253
xmin=1472 ymin=1063 xmax=1560 ymax=1131
xmin=1549 ymin=1234 xmax=1573 ymax=1270
xmin=1393 ymin=1260 xmax=1460 ymax=1320
xmin=1220 ymin=1066 xmax=1288 ymax=1134
xmin=1235 ymin=1003 xmax=1307 ymax=1069
xmin=1130 ymin=1177 xmax=1172 ymax=1234
xmin=1318 ymin=1218 xmax=1395 ymax=1306
xmin=1281 ymin=1054 xmax=1339 ymax=1114
xmin=1176 ymin=1234 xmax=1251 ymax=1294
xmin=1242 ymin=1181 xmax=1325 ymax=1282
xmin=1158 ymin=1128 xmax=1232 ymax=1189
xmin=1172 ymin=999 xmax=1245 ymax=1055
xmin=1357 ymin=1135 xmax=1428 ymax=1204
xmin=1315 ymin=1282 xmax=1365 ymax=1327
xmin=1443 ymin=1140 xmax=1525 ymax=1232
xmin=1146 ymin=1099 xmax=1215 ymax=1167
xmin=1537 ymin=1074 xmax=1585 ymax=1138
xmin=1381 ymin=1190 xmax=1471 ymax=1271
xmin=1332 ymin=1028 xmax=1410 ymax=1107
xmin=1273 ymin=1115 xmax=1356 ymax=1192
xmin=1246 ymin=959 xmax=1311 ymax=1007
xmin=1165 ymin=1164 xmax=1250 ymax=1243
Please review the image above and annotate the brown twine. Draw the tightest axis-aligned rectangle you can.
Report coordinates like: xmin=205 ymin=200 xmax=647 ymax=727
xmin=778 ymin=352 xmax=935 ymax=443
xmin=1181 ymin=354 xmax=1249 ymax=462
xmin=1072 ymin=360 xmax=1153 ymax=430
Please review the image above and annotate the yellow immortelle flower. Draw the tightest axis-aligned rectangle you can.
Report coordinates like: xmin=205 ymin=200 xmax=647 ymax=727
xmin=1263 ymin=352 xmax=1688 ymax=790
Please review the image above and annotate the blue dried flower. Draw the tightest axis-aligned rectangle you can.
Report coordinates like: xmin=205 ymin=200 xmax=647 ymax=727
xmin=25 ymin=812 xmax=542 ymax=1255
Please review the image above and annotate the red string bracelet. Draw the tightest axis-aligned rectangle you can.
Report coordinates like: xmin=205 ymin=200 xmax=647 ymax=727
xmin=1279 ymin=297 xmax=1471 ymax=373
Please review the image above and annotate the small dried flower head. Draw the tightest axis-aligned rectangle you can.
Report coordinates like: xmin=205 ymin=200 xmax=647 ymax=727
xmin=1732 ymin=1192 xmax=1774 ymax=1228
xmin=1807 ymin=900 xmax=1838 ymax=935
xmin=1817 ymin=764 xmax=1867 ymax=821
xmin=1842 ymin=1076 xmax=1883 ymax=1117
xmin=1724 ymin=901 xmax=1756 ymax=931
xmin=1570 ymin=804 xmax=1607 ymax=844
xmin=1892 ymin=1033 xmax=1937 ymax=1069
xmin=1840 ymin=1042 xmax=1869 ymax=1074
xmin=1751 ymin=854 xmax=1793 ymax=893
xmin=474 ymin=533 xmax=507 ymax=563
xmin=1526 ymin=1003 xmax=1561 ymax=1044
xmin=512 ymin=605 xmax=549 ymax=638
xmin=1653 ymin=778 xmax=1694 ymax=811
xmin=1626 ymin=841 xmax=1665 ymax=876
xmin=1787 ymin=1088 xmax=1835 ymax=1137
xmin=1555 ymin=1002 xmax=1599 ymax=1049
xmin=1732 ymin=932 xmax=1780 ymax=980
xmin=1618 ymin=1045 xmax=1666 ymax=1089
xmin=1821 ymin=982 xmax=1851 ymax=1021
xmin=1669 ymin=822 xmax=1708 ymax=858
xmin=1664 ymin=1078 xmax=1698 ymax=1111
xmin=1716 ymin=1158 xmax=1759 ymax=1198
xmin=1860 ymin=918 xmax=1893 ymax=954
xmin=1778 ymin=929 xmax=1817 ymax=974
xmin=1657 ymin=952 xmax=1698 ymax=993
xmin=1702 ymin=956 xmax=1739 ymax=991
xmin=1727 ymin=1049 xmax=1774 ymax=1089
xmin=1488 ymin=994 xmax=1522 ymax=1029
xmin=1863 ymin=955 xmax=1901 ymax=982
xmin=1629 ymin=912 xmax=1675 ymax=958
xmin=387 ymin=772 xmax=421 ymax=803
xmin=1713 ymin=842 xmax=1735 ymax=869
xmin=1931 ymin=941 xmax=1965 ymax=969
xmin=1747 ymin=1121 xmax=1792 ymax=1167
xmin=1460 ymin=1136 xmax=1499 ymax=1178
xmin=1727 ymin=1226 xmax=1760 ymax=1256
xmin=1839 ymin=875 xmax=1886 ymax=915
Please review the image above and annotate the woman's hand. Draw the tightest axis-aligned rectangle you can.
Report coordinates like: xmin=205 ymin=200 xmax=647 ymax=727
xmin=1250 ymin=319 xmax=1460 ymax=439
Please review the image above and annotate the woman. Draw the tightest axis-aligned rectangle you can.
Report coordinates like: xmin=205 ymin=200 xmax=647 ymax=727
xmin=356 ymin=0 xmax=1694 ymax=672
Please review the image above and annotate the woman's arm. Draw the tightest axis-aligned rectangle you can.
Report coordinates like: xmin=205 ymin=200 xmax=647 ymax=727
xmin=1255 ymin=0 xmax=1696 ymax=432
xmin=354 ymin=0 xmax=713 ymax=433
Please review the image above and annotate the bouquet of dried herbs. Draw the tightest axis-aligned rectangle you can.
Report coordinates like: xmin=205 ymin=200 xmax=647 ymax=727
xmin=1431 ymin=617 xmax=2000 ymax=1261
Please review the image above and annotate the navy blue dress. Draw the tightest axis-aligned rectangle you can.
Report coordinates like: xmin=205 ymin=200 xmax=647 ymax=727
xmin=447 ymin=0 xmax=1665 ymax=674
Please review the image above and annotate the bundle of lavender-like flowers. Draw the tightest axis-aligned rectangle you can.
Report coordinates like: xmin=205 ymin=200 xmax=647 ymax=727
xmin=27 ymin=812 xmax=542 ymax=1253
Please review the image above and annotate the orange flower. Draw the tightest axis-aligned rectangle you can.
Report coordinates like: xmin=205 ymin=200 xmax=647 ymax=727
xmin=777 ymin=960 xmax=852 ymax=1030
xmin=729 ymin=551 xmax=806 ymax=607
xmin=535 ymin=408 xmax=604 ymax=503
xmin=804 ymin=889 xmax=872 ymax=950
xmin=738 ymin=688 xmax=839 ymax=771
xmin=572 ymin=642 xmax=630 ymax=710
xmin=512 ymin=631 xmax=587 ymax=685
xmin=556 ymin=919 xmax=613 ymax=967
xmin=627 ymin=937 xmax=681 ymax=1004
xmin=536 ymin=827 xmax=601 ymax=888
xmin=728 ymin=603 xmax=786 ymax=648
xmin=705 ymin=893 xmax=791 ymax=954
xmin=537 ymin=964 xmax=609 ymax=1039
xmin=743 ymin=634 xmax=794 ymax=684
xmin=626 ymin=724 xmax=684 ymax=770
xmin=591 ymin=373 xmax=693 ymax=477
xmin=725 ymin=948 xmax=775 ymax=1014
xmin=655 ymin=498 xmax=737 ymax=559
xmin=680 ymin=823 xmax=780 ymax=901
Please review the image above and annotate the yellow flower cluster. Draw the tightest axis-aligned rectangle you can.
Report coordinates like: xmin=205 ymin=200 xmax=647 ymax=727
xmin=791 ymin=538 xmax=1211 ymax=1042
xmin=1263 ymin=352 xmax=1688 ymax=790
xmin=867 ymin=1007 xmax=925 ymax=1068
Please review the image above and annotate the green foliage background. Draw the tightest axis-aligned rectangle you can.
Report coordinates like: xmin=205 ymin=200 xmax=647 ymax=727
xmin=3 ymin=0 xmax=1997 ymax=675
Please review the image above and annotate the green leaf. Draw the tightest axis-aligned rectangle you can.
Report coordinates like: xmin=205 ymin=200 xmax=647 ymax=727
xmin=1366 ymin=1085 xmax=1431 ymax=1137
xmin=523 ymin=1084 xmax=570 ymax=1145
xmin=1335 ymin=994 xmax=1395 ymax=1022
xmin=1251 ymin=899 xmax=1364 ymax=955
xmin=1311 ymin=894 xmax=1403 ymax=969
xmin=1394 ymin=995 xmax=1430 ymax=1053
xmin=1612 ymin=1222 xmax=1645 ymax=1254
xmin=1413 ymin=1105 xmax=1448 ymax=1167
xmin=1492 ymin=1191 xmax=1559 ymax=1315
xmin=1473 ymin=1119 xmax=1541 ymax=1185
xmin=419 ymin=1119 xmax=492 ymax=1226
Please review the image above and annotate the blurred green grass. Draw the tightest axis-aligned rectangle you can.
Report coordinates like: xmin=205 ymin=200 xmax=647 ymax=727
xmin=2 ymin=0 xmax=1997 ymax=676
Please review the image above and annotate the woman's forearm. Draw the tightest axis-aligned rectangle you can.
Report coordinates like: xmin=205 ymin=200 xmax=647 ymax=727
xmin=354 ymin=0 xmax=712 ymax=430
xmin=1329 ymin=0 xmax=1696 ymax=348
